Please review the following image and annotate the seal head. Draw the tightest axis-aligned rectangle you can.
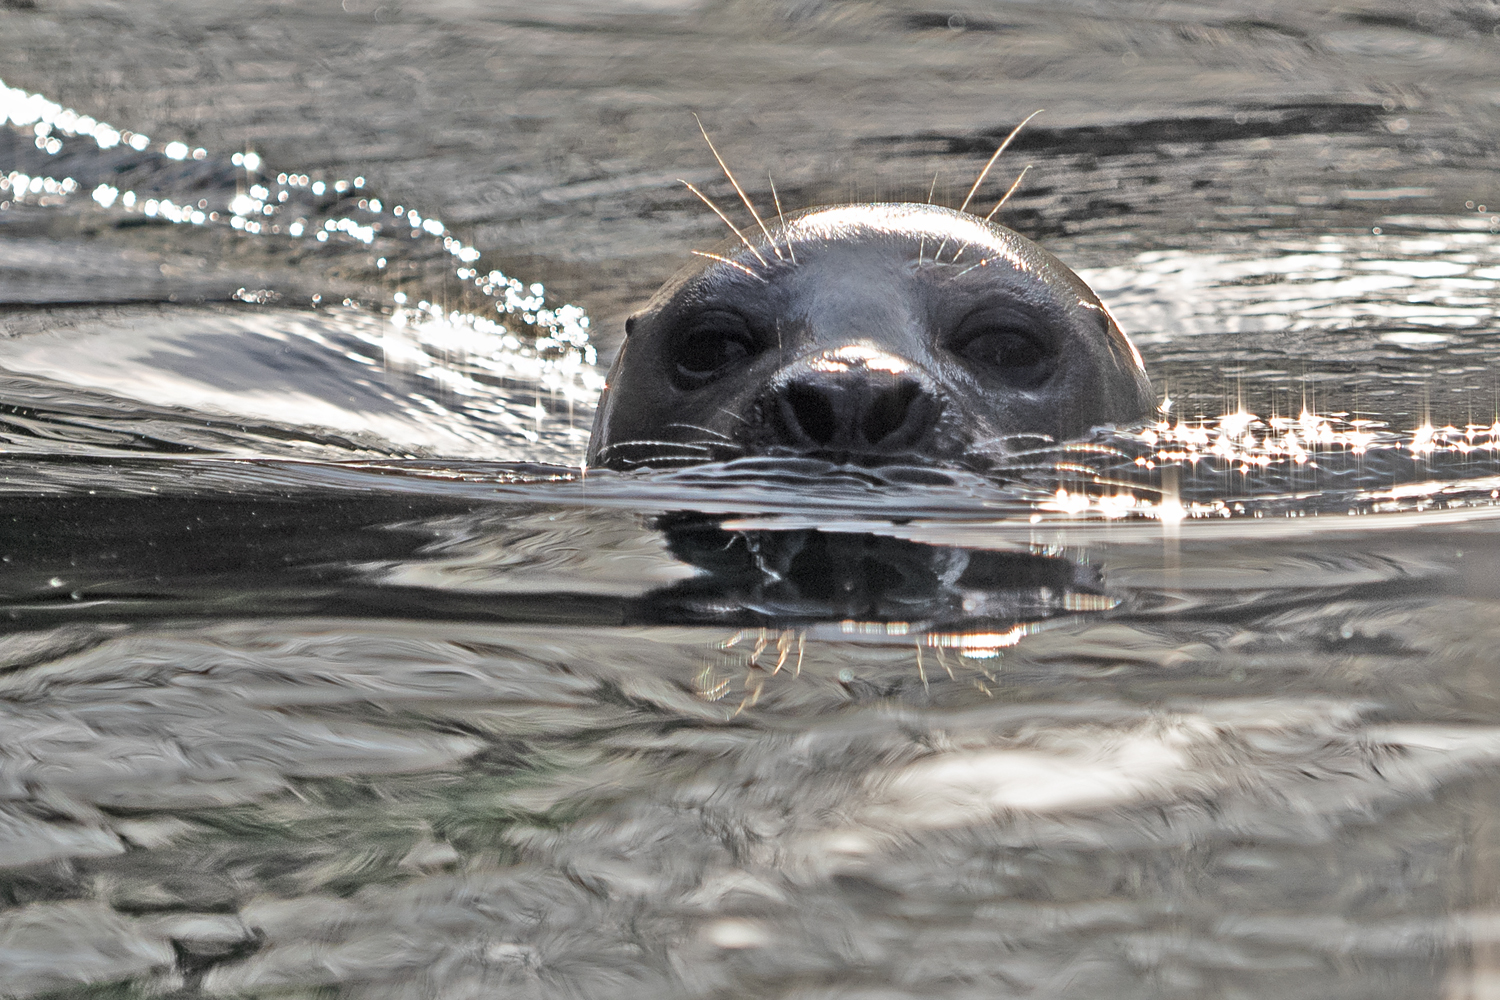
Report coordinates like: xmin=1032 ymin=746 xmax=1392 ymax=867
xmin=587 ymin=203 xmax=1152 ymax=470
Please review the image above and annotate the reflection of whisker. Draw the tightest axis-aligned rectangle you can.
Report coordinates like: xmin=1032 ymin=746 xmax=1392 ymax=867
xmin=695 ymin=115 xmax=784 ymax=262
xmin=750 ymin=629 xmax=768 ymax=667
xmin=774 ymin=630 xmax=792 ymax=674
xmin=696 ymin=663 xmax=731 ymax=701
xmin=700 ymin=629 xmax=809 ymax=710
xmin=690 ymin=249 xmax=767 ymax=282
xmin=681 ymin=180 xmax=769 ymax=267
xmin=732 ymin=671 xmax=764 ymax=716
xmin=933 ymin=644 xmax=955 ymax=680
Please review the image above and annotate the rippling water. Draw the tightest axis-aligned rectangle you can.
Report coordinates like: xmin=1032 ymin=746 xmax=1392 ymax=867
xmin=4 ymin=2 xmax=1500 ymax=997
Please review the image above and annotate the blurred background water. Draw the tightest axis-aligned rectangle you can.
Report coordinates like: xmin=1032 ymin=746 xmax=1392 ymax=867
xmin=3 ymin=1 xmax=1500 ymax=997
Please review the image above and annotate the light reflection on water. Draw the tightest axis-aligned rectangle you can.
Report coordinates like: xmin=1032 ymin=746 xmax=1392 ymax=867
xmin=0 ymin=302 xmax=599 ymax=461
xmin=6 ymin=17 xmax=1500 ymax=999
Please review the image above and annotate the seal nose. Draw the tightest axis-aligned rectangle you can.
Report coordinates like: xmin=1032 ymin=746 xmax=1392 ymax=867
xmin=771 ymin=370 xmax=942 ymax=455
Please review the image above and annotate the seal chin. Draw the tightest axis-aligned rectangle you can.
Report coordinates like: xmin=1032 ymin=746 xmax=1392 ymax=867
xmin=586 ymin=202 xmax=1153 ymax=472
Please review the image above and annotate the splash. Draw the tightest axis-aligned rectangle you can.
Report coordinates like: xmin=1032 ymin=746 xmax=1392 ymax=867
xmin=0 ymin=76 xmax=599 ymax=377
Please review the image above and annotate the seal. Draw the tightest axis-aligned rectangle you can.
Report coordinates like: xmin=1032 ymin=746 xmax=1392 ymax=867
xmin=586 ymin=202 xmax=1153 ymax=471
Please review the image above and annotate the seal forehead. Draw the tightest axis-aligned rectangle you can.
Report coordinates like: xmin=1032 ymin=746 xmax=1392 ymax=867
xmin=783 ymin=204 xmax=1030 ymax=272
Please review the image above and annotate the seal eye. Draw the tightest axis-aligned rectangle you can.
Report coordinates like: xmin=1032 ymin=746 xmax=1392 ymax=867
xmin=669 ymin=310 xmax=761 ymax=386
xmin=951 ymin=318 xmax=1056 ymax=389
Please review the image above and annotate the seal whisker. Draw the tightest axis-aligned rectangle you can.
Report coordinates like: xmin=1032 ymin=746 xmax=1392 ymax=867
xmin=919 ymin=170 xmax=940 ymax=265
xmin=597 ymin=439 xmax=718 ymax=455
xmin=951 ymin=165 xmax=1034 ymax=265
xmin=949 ymin=255 xmax=995 ymax=279
xmin=690 ymin=249 xmax=768 ymax=281
xmin=694 ymin=115 xmax=784 ymax=262
xmin=934 ymin=109 xmax=1043 ymax=260
xmin=768 ymin=173 xmax=796 ymax=264
xmin=966 ymin=434 xmax=1059 ymax=455
xmin=664 ymin=422 xmax=736 ymax=442
xmin=681 ymin=180 xmax=770 ymax=267
xmin=956 ymin=110 xmax=1043 ymax=215
xmin=597 ymin=431 xmax=745 ymax=469
xmin=611 ymin=455 xmax=707 ymax=469
xmin=982 ymin=163 xmax=1033 ymax=223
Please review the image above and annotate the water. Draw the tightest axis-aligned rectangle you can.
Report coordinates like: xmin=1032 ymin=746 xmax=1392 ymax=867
xmin=3 ymin=1 xmax=1500 ymax=996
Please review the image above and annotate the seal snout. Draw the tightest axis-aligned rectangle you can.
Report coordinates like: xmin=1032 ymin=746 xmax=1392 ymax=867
xmin=764 ymin=347 xmax=946 ymax=459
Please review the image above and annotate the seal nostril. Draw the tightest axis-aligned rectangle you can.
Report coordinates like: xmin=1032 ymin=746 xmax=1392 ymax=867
xmin=784 ymin=382 xmax=840 ymax=445
xmin=863 ymin=380 xmax=922 ymax=445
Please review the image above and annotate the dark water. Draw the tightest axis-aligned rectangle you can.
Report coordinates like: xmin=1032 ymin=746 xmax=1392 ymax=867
xmin=4 ymin=1 xmax=1500 ymax=997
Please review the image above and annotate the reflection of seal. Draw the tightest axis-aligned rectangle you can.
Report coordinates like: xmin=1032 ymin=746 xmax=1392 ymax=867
xmin=640 ymin=515 xmax=1108 ymax=629
xmin=586 ymin=202 xmax=1153 ymax=471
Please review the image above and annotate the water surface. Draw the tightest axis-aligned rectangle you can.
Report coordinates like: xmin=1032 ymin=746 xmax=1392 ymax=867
xmin=3 ymin=2 xmax=1500 ymax=997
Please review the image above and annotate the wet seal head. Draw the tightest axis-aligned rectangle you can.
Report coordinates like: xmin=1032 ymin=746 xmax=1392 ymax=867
xmin=587 ymin=202 xmax=1153 ymax=471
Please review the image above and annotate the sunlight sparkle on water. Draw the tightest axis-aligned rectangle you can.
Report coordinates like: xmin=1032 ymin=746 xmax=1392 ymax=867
xmin=0 ymin=76 xmax=600 ymax=382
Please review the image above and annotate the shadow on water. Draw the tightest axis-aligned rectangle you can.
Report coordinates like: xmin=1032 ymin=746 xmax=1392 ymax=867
xmin=4 ymin=0 xmax=1500 ymax=997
